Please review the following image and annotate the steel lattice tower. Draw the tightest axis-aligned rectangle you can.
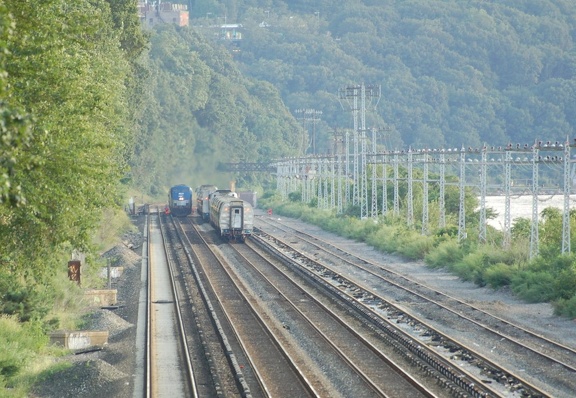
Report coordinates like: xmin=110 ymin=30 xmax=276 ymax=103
xmin=370 ymin=129 xmax=378 ymax=219
xmin=345 ymin=130 xmax=350 ymax=207
xmin=439 ymin=151 xmax=446 ymax=228
xmin=562 ymin=140 xmax=571 ymax=253
xmin=353 ymin=130 xmax=359 ymax=206
xmin=393 ymin=152 xmax=400 ymax=215
xmin=330 ymin=157 xmax=336 ymax=209
xmin=317 ymin=158 xmax=323 ymax=208
xmin=382 ymin=154 xmax=388 ymax=216
xmin=503 ymin=150 xmax=512 ymax=248
xmin=360 ymin=130 xmax=369 ymax=218
xmin=478 ymin=146 xmax=487 ymax=243
xmin=323 ymin=158 xmax=329 ymax=208
xmin=337 ymin=152 xmax=343 ymax=213
xmin=458 ymin=147 xmax=466 ymax=242
xmin=530 ymin=143 xmax=539 ymax=258
xmin=422 ymin=152 xmax=429 ymax=235
xmin=290 ymin=158 xmax=298 ymax=195
xmin=339 ymin=84 xmax=381 ymax=213
xmin=407 ymin=148 xmax=414 ymax=226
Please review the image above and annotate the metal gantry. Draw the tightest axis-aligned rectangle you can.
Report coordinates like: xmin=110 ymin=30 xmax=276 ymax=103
xmin=272 ymin=138 xmax=575 ymax=257
xmin=338 ymin=83 xmax=381 ymax=217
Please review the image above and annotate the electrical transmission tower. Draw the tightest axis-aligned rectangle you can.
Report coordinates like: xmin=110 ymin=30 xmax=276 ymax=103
xmin=295 ymin=108 xmax=322 ymax=154
xmin=338 ymin=84 xmax=380 ymax=218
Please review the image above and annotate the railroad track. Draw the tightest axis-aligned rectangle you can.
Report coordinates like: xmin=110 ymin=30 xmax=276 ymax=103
xmin=143 ymin=208 xmax=197 ymax=397
xmin=182 ymin=213 xmax=508 ymax=396
xmin=229 ymin=237 xmax=443 ymax=397
xmin=175 ymin=215 xmax=320 ymax=397
xmin=254 ymin=214 xmax=576 ymax=397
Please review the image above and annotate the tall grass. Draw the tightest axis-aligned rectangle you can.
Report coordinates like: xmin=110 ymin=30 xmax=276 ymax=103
xmin=0 ymin=315 xmax=66 ymax=397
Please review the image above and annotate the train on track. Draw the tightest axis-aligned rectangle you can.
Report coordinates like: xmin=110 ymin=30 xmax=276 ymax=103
xmin=209 ymin=191 xmax=253 ymax=242
xmin=168 ymin=184 xmax=193 ymax=216
xmin=195 ymin=184 xmax=218 ymax=222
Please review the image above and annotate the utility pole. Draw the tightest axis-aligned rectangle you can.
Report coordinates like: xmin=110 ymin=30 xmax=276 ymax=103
xmin=295 ymin=108 xmax=322 ymax=154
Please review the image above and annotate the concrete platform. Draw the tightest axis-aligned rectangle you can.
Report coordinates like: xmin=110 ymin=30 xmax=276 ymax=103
xmin=50 ymin=330 xmax=109 ymax=350
xmin=84 ymin=289 xmax=117 ymax=306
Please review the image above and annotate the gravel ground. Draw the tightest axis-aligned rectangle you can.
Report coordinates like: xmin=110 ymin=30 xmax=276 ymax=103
xmin=262 ymin=214 xmax=576 ymax=348
xmin=29 ymin=213 xmax=576 ymax=397
xmin=30 ymin=223 xmax=145 ymax=398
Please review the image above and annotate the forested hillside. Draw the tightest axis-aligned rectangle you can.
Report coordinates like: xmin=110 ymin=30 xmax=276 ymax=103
xmin=188 ymin=0 xmax=576 ymax=153
xmin=131 ymin=25 xmax=304 ymax=192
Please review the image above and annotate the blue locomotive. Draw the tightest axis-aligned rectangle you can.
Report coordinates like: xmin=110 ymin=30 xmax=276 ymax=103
xmin=168 ymin=184 xmax=193 ymax=216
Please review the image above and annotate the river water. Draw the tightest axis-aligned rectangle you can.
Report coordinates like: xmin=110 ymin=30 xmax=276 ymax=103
xmin=482 ymin=195 xmax=573 ymax=229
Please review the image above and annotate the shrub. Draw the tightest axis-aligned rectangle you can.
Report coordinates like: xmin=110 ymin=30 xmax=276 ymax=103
xmin=553 ymin=268 xmax=576 ymax=300
xmin=452 ymin=256 xmax=484 ymax=284
xmin=396 ymin=231 xmax=435 ymax=259
xmin=483 ymin=262 xmax=514 ymax=288
xmin=553 ymin=294 xmax=576 ymax=318
xmin=511 ymin=271 xmax=556 ymax=303
xmin=0 ymin=271 xmax=51 ymax=323
xmin=366 ymin=224 xmax=397 ymax=253
xmin=425 ymin=239 xmax=463 ymax=268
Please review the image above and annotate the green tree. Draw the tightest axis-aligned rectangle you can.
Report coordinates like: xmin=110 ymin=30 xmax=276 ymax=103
xmin=1 ymin=0 xmax=140 ymax=282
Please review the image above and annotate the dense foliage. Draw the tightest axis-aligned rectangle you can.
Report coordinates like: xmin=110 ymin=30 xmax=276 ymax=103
xmin=189 ymin=0 xmax=576 ymax=152
xmin=0 ymin=1 xmax=146 ymax=392
xmin=0 ymin=0 xmax=145 ymax=301
xmin=131 ymin=24 xmax=304 ymax=193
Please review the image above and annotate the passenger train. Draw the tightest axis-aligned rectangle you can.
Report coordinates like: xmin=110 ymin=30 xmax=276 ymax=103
xmin=209 ymin=192 xmax=253 ymax=242
xmin=195 ymin=184 xmax=218 ymax=222
xmin=168 ymin=184 xmax=193 ymax=216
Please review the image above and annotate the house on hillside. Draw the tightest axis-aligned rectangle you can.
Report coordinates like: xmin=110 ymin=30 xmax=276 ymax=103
xmin=138 ymin=1 xmax=189 ymax=28
xmin=219 ymin=24 xmax=243 ymax=41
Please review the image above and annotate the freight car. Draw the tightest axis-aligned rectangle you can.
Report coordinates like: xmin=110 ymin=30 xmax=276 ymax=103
xmin=209 ymin=192 xmax=253 ymax=242
xmin=195 ymin=184 xmax=218 ymax=222
xmin=168 ymin=184 xmax=193 ymax=216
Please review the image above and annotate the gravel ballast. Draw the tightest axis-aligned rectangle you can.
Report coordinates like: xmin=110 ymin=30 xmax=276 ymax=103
xmin=29 ymin=213 xmax=576 ymax=397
